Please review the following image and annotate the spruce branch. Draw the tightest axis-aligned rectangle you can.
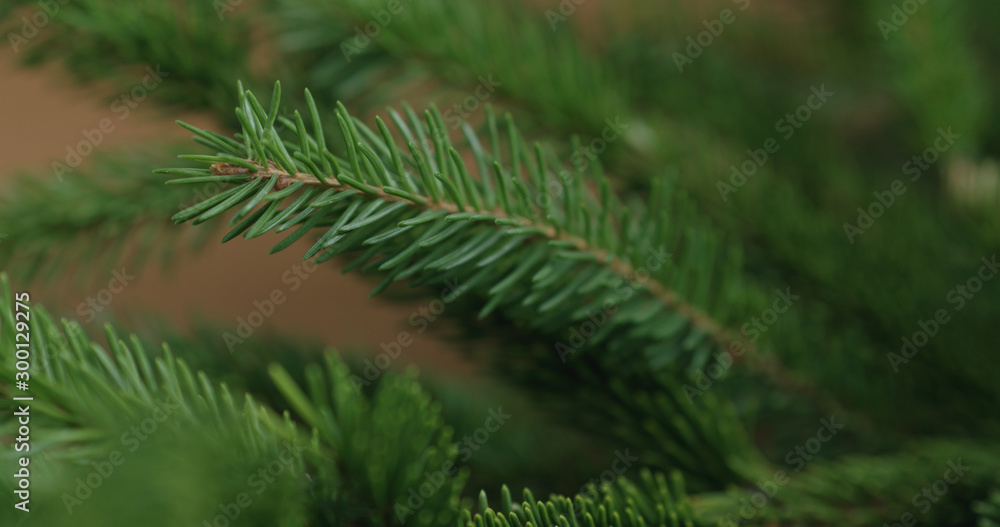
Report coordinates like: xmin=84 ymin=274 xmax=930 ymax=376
xmin=0 ymin=273 xmax=465 ymax=526
xmin=0 ymin=275 xmax=310 ymax=524
xmin=0 ymin=147 xmax=226 ymax=283
xmin=466 ymin=470 xmax=710 ymax=527
xmin=265 ymin=0 xmax=630 ymax=136
xmin=160 ymin=82 xmax=757 ymax=378
xmin=515 ymin=353 xmax=770 ymax=491
xmin=203 ymin=156 xmax=735 ymax=350
xmin=695 ymin=439 xmax=1000 ymax=527
xmin=0 ymin=0 xmax=260 ymax=122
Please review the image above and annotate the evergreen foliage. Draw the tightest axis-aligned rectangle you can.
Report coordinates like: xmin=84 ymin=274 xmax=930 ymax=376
xmin=1 ymin=1 xmax=998 ymax=526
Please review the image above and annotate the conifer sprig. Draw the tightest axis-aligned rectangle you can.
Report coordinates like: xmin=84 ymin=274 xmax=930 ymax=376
xmin=0 ymin=148 xmax=224 ymax=282
xmin=160 ymin=82 xmax=756 ymax=376
xmin=0 ymin=274 xmax=464 ymax=526
xmin=466 ymin=471 xmax=707 ymax=527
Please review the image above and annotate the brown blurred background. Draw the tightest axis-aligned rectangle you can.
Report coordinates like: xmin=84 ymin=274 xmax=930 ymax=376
xmin=0 ymin=52 xmax=473 ymax=375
